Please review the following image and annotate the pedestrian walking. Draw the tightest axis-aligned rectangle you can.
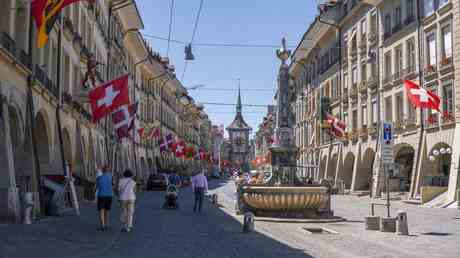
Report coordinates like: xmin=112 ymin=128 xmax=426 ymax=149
xmin=119 ymin=169 xmax=136 ymax=232
xmin=96 ymin=165 xmax=113 ymax=231
xmin=191 ymin=170 xmax=208 ymax=213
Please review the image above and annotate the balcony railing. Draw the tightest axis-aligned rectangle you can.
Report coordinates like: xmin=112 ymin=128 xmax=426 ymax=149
xmin=392 ymin=70 xmax=402 ymax=84
xmin=403 ymin=66 xmax=417 ymax=79
xmin=359 ymin=80 xmax=368 ymax=93
xmin=368 ymin=125 xmax=377 ymax=135
xmin=342 ymin=91 xmax=349 ymax=104
xmin=424 ymin=65 xmax=437 ymax=80
xmin=350 ymin=85 xmax=358 ymax=98
xmin=368 ymin=32 xmax=377 ymax=45
xmin=0 ymin=32 xmax=32 ymax=70
xmin=439 ymin=56 xmax=453 ymax=74
xmin=367 ymin=77 xmax=378 ymax=90
xmin=441 ymin=111 xmax=455 ymax=124
xmin=392 ymin=23 xmax=402 ymax=34
xmin=404 ymin=118 xmax=417 ymax=129
xmin=360 ymin=126 xmax=368 ymax=138
xmin=383 ymin=76 xmax=392 ymax=87
xmin=404 ymin=16 xmax=415 ymax=26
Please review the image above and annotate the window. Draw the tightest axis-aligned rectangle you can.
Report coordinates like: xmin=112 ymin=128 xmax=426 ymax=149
xmin=426 ymin=32 xmax=437 ymax=66
xmin=395 ymin=6 xmax=402 ymax=27
xmin=361 ymin=105 xmax=368 ymax=127
xmin=343 ymin=72 xmax=348 ymax=90
xmin=396 ymin=93 xmax=404 ymax=122
xmin=426 ymin=88 xmax=439 ymax=125
xmin=352 ymin=67 xmax=357 ymax=86
xmin=384 ymin=52 xmax=392 ymax=79
xmin=407 ymin=95 xmax=416 ymax=123
xmin=361 ymin=19 xmax=367 ymax=36
xmin=384 ymin=14 xmax=392 ymax=34
xmin=352 ymin=109 xmax=358 ymax=130
xmin=343 ymin=112 xmax=349 ymax=132
xmin=407 ymin=39 xmax=416 ymax=70
xmin=395 ymin=46 xmax=403 ymax=75
xmin=385 ymin=96 xmax=393 ymax=122
xmin=442 ymin=82 xmax=453 ymax=115
xmin=361 ymin=63 xmax=367 ymax=82
xmin=441 ymin=24 xmax=452 ymax=59
xmin=407 ymin=0 xmax=414 ymax=19
xmin=424 ymin=0 xmax=435 ymax=16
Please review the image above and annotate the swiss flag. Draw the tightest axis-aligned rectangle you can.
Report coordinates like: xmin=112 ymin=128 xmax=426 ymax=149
xmin=112 ymin=102 xmax=138 ymax=140
xmin=89 ymin=74 xmax=130 ymax=122
xmin=172 ymin=140 xmax=186 ymax=158
xmin=326 ymin=113 xmax=346 ymax=138
xmin=404 ymin=80 xmax=440 ymax=111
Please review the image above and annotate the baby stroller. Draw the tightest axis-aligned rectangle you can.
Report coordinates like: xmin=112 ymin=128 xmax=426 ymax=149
xmin=163 ymin=185 xmax=179 ymax=209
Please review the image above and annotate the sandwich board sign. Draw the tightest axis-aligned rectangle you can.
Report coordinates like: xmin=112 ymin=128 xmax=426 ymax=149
xmin=381 ymin=122 xmax=394 ymax=165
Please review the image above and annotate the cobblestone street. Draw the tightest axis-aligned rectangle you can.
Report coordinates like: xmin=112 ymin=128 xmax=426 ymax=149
xmin=0 ymin=180 xmax=311 ymax=258
xmin=2 ymin=179 xmax=459 ymax=258
xmin=211 ymin=180 xmax=460 ymax=258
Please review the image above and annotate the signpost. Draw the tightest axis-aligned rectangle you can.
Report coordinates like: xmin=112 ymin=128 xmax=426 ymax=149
xmin=381 ymin=122 xmax=393 ymax=217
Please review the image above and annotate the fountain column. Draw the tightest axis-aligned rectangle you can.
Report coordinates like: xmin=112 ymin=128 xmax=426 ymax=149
xmin=268 ymin=38 xmax=299 ymax=185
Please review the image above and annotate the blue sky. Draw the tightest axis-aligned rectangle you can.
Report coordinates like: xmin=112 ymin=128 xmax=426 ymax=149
xmin=137 ymin=0 xmax=317 ymax=136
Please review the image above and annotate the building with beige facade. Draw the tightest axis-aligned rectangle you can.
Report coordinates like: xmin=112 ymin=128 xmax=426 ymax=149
xmin=290 ymin=0 xmax=459 ymax=207
xmin=0 ymin=0 xmax=212 ymax=223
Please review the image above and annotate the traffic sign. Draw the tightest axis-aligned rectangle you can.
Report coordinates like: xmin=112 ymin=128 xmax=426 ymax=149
xmin=381 ymin=122 xmax=394 ymax=165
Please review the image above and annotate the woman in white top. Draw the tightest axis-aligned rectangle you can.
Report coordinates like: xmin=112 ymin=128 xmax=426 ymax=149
xmin=118 ymin=169 xmax=136 ymax=232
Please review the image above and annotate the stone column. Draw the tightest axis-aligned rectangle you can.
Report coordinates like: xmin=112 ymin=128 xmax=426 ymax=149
xmin=0 ymin=94 xmax=20 ymax=223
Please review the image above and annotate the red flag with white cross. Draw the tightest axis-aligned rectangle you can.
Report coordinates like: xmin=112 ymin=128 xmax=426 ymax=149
xmin=112 ymin=102 xmax=138 ymax=140
xmin=172 ymin=140 xmax=186 ymax=158
xmin=404 ymin=80 xmax=440 ymax=111
xmin=89 ymin=74 xmax=130 ymax=122
xmin=325 ymin=113 xmax=346 ymax=138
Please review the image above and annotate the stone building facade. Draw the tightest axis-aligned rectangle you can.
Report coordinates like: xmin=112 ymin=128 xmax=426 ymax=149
xmin=225 ymin=87 xmax=252 ymax=172
xmin=0 ymin=0 xmax=211 ymax=223
xmin=290 ymin=0 xmax=459 ymax=206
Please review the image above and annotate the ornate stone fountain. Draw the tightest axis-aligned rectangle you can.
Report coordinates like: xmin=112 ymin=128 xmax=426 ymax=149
xmin=241 ymin=38 xmax=332 ymax=218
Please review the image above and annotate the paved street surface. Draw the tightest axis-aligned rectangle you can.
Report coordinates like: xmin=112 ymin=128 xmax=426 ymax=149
xmin=1 ymin=179 xmax=459 ymax=258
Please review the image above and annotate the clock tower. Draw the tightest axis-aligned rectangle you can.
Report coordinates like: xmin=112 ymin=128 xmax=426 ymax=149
xmin=226 ymin=85 xmax=252 ymax=172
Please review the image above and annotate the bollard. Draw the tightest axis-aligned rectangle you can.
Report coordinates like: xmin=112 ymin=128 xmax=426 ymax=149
xmin=243 ymin=212 xmax=255 ymax=233
xmin=212 ymin=193 xmax=218 ymax=205
xmin=396 ymin=210 xmax=409 ymax=235
xmin=365 ymin=216 xmax=380 ymax=230
xmin=23 ymin=192 xmax=34 ymax=225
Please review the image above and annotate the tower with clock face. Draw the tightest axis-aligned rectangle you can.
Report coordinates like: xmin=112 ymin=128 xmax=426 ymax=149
xmin=226 ymin=86 xmax=252 ymax=172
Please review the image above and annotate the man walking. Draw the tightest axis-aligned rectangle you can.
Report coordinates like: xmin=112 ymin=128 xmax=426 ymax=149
xmin=96 ymin=165 xmax=113 ymax=231
xmin=191 ymin=170 xmax=208 ymax=213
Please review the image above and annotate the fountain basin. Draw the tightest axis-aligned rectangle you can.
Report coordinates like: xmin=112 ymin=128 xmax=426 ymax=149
xmin=242 ymin=186 xmax=329 ymax=211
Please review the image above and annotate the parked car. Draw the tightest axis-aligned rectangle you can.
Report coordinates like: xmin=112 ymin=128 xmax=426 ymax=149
xmin=146 ymin=174 xmax=168 ymax=191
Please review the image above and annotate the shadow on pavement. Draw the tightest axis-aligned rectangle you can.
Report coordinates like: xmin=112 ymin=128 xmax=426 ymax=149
xmin=0 ymin=183 xmax=315 ymax=258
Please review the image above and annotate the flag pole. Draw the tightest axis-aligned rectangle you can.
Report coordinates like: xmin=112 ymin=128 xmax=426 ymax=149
xmin=54 ymin=13 xmax=67 ymax=179
xmin=26 ymin=4 xmax=45 ymax=214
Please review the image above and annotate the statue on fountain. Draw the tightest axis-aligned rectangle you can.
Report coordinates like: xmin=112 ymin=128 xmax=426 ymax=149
xmin=239 ymin=38 xmax=336 ymax=219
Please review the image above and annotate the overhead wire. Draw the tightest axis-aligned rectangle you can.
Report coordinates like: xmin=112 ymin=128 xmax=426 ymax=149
xmin=181 ymin=0 xmax=205 ymax=81
xmin=166 ymin=0 xmax=175 ymax=57
xmin=143 ymin=33 xmax=301 ymax=49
